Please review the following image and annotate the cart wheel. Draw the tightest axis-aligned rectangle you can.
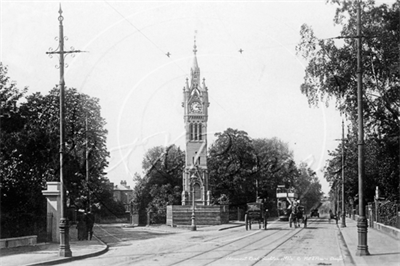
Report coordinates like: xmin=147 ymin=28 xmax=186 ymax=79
xmin=245 ymin=214 xmax=248 ymax=230
xmin=249 ymin=219 xmax=252 ymax=230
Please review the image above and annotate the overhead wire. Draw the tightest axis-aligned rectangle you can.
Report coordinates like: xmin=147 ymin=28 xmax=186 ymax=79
xmin=104 ymin=1 xmax=187 ymax=75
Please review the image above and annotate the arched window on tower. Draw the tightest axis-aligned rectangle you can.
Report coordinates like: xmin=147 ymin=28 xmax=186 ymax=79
xmin=199 ymin=124 xmax=202 ymax=140
xmin=189 ymin=123 xmax=193 ymax=140
xmin=194 ymin=123 xmax=198 ymax=140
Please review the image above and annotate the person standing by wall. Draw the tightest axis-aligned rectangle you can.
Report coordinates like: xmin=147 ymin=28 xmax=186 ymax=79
xmin=86 ymin=211 xmax=95 ymax=240
xmin=77 ymin=211 xmax=87 ymax=240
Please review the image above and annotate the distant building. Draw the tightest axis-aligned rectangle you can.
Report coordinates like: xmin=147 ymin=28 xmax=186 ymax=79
xmin=112 ymin=180 xmax=133 ymax=212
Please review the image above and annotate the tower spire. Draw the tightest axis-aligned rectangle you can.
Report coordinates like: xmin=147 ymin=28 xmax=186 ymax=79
xmin=191 ymin=34 xmax=199 ymax=81
xmin=193 ymin=35 xmax=197 ymax=55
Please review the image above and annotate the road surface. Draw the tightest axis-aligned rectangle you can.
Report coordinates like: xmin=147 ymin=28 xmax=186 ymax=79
xmin=66 ymin=217 xmax=352 ymax=266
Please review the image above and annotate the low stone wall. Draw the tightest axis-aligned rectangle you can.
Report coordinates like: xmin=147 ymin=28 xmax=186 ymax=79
xmin=373 ymin=221 xmax=400 ymax=240
xmin=353 ymin=214 xmax=400 ymax=240
xmin=166 ymin=205 xmax=229 ymax=227
xmin=0 ymin=235 xmax=37 ymax=249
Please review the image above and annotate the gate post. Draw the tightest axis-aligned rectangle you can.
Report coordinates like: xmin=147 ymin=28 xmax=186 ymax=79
xmin=47 ymin=213 xmax=53 ymax=242
xmin=42 ymin=182 xmax=61 ymax=242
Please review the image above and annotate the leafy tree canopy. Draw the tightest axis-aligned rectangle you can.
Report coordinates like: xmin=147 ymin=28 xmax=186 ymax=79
xmin=132 ymin=128 xmax=323 ymax=222
xmin=1 ymin=63 xmax=114 ymax=237
xmin=132 ymin=145 xmax=184 ymax=223
xmin=208 ymin=128 xmax=322 ymax=212
xmin=208 ymin=128 xmax=257 ymax=206
xmin=296 ymin=1 xmax=399 ymax=202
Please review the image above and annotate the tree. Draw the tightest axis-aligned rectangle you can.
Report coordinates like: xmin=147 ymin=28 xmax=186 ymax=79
xmin=208 ymin=128 xmax=257 ymax=206
xmin=131 ymin=145 xmax=184 ymax=224
xmin=17 ymin=88 xmax=110 ymax=209
xmin=0 ymin=63 xmax=43 ymax=239
xmin=208 ymin=128 xmax=302 ymax=213
xmin=1 ymin=63 xmax=112 ymax=238
xmin=133 ymin=128 xmax=322 ymax=220
xmin=295 ymin=163 xmax=322 ymax=212
xmin=296 ymin=0 xmax=399 ymax=201
xmin=252 ymin=138 xmax=298 ymax=213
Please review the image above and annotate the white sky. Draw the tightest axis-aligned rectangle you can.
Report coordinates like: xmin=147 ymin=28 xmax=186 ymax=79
xmin=1 ymin=0 xmax=394 ymax=195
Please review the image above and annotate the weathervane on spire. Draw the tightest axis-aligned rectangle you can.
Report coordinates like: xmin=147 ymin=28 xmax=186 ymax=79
xmin=193 ymin=30 xmax=197 ymax=55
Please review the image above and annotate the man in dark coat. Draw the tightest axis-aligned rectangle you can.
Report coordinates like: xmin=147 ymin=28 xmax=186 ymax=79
xmin=85 ymin=211 xmax=95 ymax=240
xmin=77 ymin=212 xmax=87 ymax=240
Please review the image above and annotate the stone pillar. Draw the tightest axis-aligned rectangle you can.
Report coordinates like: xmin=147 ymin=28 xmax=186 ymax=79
xmin=46 ymin=213 xmax=53 ymax=242
xmin=201 ymin=186 xmax=205 ymax=205
xmin=182 ymin=191 xmax=188 ymax=206
xmin=42 ymin=182 xmax=61 ymax=242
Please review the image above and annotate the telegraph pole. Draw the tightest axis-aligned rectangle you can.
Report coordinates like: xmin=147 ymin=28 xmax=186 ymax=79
xmin=356 ymin=0 xmax=369 ymax=256
xmin=86 ymin=114 xmax=90 ymax=212
xmin=335 ymin=120 xmax=346 ymax=227
xmin=46 ymin=5 xmax=85 ymax=257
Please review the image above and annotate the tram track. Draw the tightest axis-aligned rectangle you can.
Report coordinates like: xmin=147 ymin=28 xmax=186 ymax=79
xmin=167 ymin=219 xmax=319 ymax=266
xmin=168 ymin=228 xmax=284 ymax=266
xmin=249 ymin=223 xmax=311 ymax=266
xmin=92 ymin=218 xmax=321 ymax=266
xmin=249 ymin=218 xmax=340 ymax=266
xmin=106 ymin=227 xmax=254 ymax=266
xmin=107 ymin=220 xmax=284 ymax=266
xmin=95 ymin=224 xmax=124 ymax=243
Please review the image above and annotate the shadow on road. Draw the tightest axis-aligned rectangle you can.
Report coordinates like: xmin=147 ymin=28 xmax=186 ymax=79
xmin=94 ymin=225 xmax=177 ymax=247
xmin=369 ymin=252 xmax=400 ymax=256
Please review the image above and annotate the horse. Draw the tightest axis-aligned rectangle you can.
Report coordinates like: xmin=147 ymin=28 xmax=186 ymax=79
xmin=290 ymin=204 xmax=302 ymax=228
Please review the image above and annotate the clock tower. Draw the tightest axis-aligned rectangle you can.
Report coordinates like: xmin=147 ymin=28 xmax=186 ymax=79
xmin=181 ymin=41 xmax=210 ymax=205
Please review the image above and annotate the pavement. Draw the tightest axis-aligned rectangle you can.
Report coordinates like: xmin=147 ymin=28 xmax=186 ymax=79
xmin=0 ymin=224 xmax=109 ymax=266
xmin=0 ymin=222 xmax=243 ymax=266
xmin=337 ymin=216 xmax=400 ymax=266
xmin=1 ymin=219 xmax=399 ymax=266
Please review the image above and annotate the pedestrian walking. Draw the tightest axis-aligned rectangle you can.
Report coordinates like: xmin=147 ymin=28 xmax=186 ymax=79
xmin=77 ymin=212 xmax=87 ymax=240
xmin=86 ymin=211 xmax=95 ymax=240
xmin=265 ymin=208 xmax=269 ymax=227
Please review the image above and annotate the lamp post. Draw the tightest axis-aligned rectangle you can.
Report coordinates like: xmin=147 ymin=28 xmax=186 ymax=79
xmin=46 ymin=5 xmax=85 ymax=257
xmin=190 ymin=172 xmax=197 ymax=231
xmin=256 ymin=178 xmax=259 ymax=200
xmin=356 ymin=0 xmax=369 ymax=256
xmin=336 ymin=182 xmax=339 ymax=224
xmin=341 ymin=120 xmax=346 ymax=227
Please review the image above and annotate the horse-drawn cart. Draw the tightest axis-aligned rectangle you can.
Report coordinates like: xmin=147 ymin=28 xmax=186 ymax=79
xmin=244 ymin=202 xmax=267 ymax=230
xmin=289 ymin=205 xmax=307 ymax=228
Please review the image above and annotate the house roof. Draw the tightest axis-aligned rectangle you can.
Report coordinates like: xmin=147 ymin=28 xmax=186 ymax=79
xmin=113 ymin=182 xmax=133 ymax=192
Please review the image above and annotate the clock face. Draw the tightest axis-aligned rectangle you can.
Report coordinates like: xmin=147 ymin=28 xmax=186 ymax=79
xmin=190 ymin=101 xmax=202 ymax=113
